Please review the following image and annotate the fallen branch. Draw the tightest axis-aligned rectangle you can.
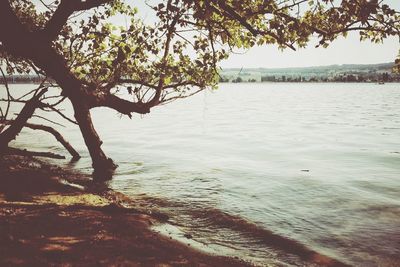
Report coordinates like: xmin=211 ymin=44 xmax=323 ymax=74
xmin=1 ymin=120 xmax=80 ymax=159
xmin=5 ymin=147 xmax=66 ymax=159
xmin=0 ymin=89 xmax=47 ymax=149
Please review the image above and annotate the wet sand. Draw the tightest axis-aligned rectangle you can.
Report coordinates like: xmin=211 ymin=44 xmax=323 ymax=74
xmin=0 ymin=155 xmax=250 ymax=266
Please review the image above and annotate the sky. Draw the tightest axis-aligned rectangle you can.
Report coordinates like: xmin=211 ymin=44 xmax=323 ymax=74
xmin=131 ymin=0 xmax=400 ymax=69
xmin=31 ymin=0 xmax=400 ymax=69
xmin=220 ymin=0 xmax=399 ymax=68
xmin=220 ymin=34 xmax=399 ymax=69
xmin=222 ymin=0 xmax=400 ymax=68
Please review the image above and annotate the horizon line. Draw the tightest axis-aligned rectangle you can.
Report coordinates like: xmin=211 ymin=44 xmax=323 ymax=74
xmin=221 ymin=61 xmax=395 ymax=70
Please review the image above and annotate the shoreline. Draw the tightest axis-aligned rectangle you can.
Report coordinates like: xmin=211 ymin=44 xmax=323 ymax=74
xmin=0 ymin=155 xmax=352 ymax=267
xmin=0 ymin=155 xmax=251 ymax=266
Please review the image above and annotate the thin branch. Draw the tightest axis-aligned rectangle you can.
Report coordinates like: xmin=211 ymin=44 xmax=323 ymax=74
xmin=32 ymin=115 xmax=66 ymax=127
xmin=0 ymin=68 xmax=12 ymax=122
xmin=0 ymin=98 xmax=78 ymax=125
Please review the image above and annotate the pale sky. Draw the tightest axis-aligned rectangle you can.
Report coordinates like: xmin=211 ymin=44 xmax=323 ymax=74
xmin=222 ymin=0 xmax=400 ymax=68
xmin=225 ymin=0 xmax=400 ymax=68
xmin=221 ymin=35 xmax=399 ymax=68
xmin=130 ymin=0 xmax=399 ymax=69
xmin=31 ymin=0 xmax=399 ymax=69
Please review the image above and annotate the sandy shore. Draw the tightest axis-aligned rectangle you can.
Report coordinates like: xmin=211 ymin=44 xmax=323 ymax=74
xmin=0 ymin=155 xmax=251 ymax=266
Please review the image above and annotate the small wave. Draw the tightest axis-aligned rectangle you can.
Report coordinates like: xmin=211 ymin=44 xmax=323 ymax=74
xmin=136 ymin=195 xmax=350 ymax=267
xmin=190 ymin=208 xmax=349 ymax=266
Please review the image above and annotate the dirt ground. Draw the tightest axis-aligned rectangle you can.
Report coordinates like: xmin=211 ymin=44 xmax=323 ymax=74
xmin=0 ymin=155 xmax=251 ymax=266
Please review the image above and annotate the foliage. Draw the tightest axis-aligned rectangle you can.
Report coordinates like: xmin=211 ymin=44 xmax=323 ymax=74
xmin=2 ymin=0 xmax=399 ymax=108
xmin=0 ymin=0 xmax=399 ymax=174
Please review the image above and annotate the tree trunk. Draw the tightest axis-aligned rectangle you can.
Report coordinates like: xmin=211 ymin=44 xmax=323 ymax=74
xmin=71 ymin=101 xmax=117 ymax=180
xmin=0 ymin=2 xmax=116 ymax=179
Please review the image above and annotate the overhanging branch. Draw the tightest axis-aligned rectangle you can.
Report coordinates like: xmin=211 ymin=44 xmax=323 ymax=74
xmin=92 ymin=94 xmax=151 ymax=117
xmin=41 ymin=0 xmax=114 ymax=41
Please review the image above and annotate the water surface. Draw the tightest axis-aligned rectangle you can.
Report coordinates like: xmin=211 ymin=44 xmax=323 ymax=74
xmin=5 ymin=83 xmax=400 ymax=266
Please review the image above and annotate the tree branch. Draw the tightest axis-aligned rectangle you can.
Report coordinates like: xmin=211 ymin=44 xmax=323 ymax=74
xmin=0 ymin=89 xmax=47 ymax=149
xmin=40 ymin=0 xmax=114 ymax=41
xmin=1 ymin=120 xmax=80 ymax=159
xmin=211 ymin=1 xmax=297 ymax=50
xmin=92 ymin=93 xmax=151 ymax=117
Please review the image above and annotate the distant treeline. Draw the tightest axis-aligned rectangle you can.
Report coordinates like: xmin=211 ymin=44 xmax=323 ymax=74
xmin=0 ymin=75 xmax=54 ymax=84
xmin=220 ymin=72 xmax=400 ymax=83
xmin=220 ymin=62 xmax=400 ymax=83
xmin=0 ymin=72 xmax=400 ymax=84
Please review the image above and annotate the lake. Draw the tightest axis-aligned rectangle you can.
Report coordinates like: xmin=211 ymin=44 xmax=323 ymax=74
xmin=4 ymin=83 xmax=400 ymax=266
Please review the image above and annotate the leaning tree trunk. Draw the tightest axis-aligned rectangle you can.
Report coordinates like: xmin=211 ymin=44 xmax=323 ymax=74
xmin=71 ymin=100 xmax=117 ymax=180
xmin=0 ymin=2 xmax=117 ymax=180
xmin=0 ymin=89 xmax=47 ymax=150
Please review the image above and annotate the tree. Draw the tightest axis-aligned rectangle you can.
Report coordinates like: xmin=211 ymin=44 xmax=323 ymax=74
xmin=382 ymin=72 xmax=390 ymax=82
xmin=0 ymin=0 xmax=399 ymax=179
xmin=233 ymin=77 xmax=243 ymax=83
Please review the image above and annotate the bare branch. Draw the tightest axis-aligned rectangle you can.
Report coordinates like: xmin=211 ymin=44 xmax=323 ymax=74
xmin=0 ymin=98 xmax=78 ymax=125
xmin=0 ymin=89 xmax=47 ymax=149
xmin=1 ymin=120 xmax=80 ymax=159
xmin=0 ymin=68 xmax=12 ymax=123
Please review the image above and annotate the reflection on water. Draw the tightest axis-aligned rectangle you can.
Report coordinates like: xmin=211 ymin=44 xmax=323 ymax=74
xmin=5 ymin=83 xmax=400 ymax=266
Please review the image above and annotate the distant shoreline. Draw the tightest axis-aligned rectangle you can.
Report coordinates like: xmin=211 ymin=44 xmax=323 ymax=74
xmin=2 ymin=81 xmax=399 ymax=85
xmin=220 ymin=62 xmax=399 ymax=83
xmin=219 ymin=81 xmax=398 ymax=84
xmin=1 ymin=61 xmax=398 ymax=85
